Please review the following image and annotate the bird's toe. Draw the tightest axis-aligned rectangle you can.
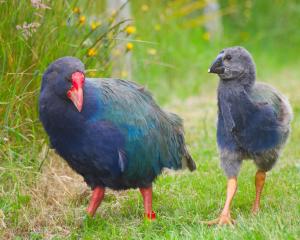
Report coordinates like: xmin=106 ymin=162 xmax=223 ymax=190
xmin=144 ymin=211 xmax=156 ymax=221
xmin=251 ymin=206 xmax=260 ymax=215
xmin=202 ymin=214 xmax=236 ymax=226
xmin=201 ymin=218 xmax=220 ymax=226
xmin=218 ymin=214 xmax=236 ymax=226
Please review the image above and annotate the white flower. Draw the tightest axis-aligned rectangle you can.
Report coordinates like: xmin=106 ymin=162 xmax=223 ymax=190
xmin=16 ymin=22 xmax=41 ymax=39
xmin=31 ymin=0 xmax=51 ymax=9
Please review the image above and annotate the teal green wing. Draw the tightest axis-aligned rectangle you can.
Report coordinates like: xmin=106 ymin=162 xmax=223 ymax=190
xmin=88 ymin=78 xmax=195 ymax=182
xmin=250 ymin=83 xmax=292 ymax=124
xmin=250 ymin=83 xmax=282 ymax=114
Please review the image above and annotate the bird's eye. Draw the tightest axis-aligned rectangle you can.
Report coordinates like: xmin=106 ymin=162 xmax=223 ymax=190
xmin=225 ymin=55 xmax=232 ymax=60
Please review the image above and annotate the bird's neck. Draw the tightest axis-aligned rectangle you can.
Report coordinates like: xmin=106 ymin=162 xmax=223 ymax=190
xmin=220 ymin=69 xmax=255 ymax=90
xmin=218 ymin=83 xmax=244 ymax=103
xmin=239 ymin=71 xmax=256 ymax=91
xmin=218 ymin=71 xmax=255 ymax=98
xmin=217 ymin=74 xmax=257 ymax=122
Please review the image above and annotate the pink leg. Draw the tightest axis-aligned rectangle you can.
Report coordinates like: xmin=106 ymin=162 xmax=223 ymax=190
xmin=204 ymin=177 xmax=237 ymax=225
xmin=140 ymin=187 xmax=156 ymax=220
xmin=86 ymin=187 xmax=105 ymax=217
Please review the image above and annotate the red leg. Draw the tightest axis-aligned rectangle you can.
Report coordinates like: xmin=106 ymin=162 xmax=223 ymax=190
xmin=139 ymin=186 xmax=156 ymax=220
xmin=86 ymin=187 xmax=105 ymax=217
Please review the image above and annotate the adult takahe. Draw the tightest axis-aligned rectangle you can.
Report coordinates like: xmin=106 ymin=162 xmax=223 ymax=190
xmin=39 ymin=57 xmax=196 ymax=220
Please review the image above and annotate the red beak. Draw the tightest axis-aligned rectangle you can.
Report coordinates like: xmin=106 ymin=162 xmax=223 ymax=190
xmin=67 ymin=72 xmax=84 ymax=112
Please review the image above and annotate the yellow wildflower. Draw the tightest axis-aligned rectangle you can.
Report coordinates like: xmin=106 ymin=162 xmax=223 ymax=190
xmin=121 ymin=70 xmax=128 ymax=78
xmin=89 ymin=71 xmax=97 ymax=77
xmin=202 ymin=32 xmax=210 ymax=41
xmin=154 ymin=24 xmax=161 ymax=31
xmin=141 ymin=4 xmax=149 ymax=12
xmin=125 ymin=25 xmax=136 ymax=35
xmin=91 ymin=21 xmax=101 ymax=31
xmin=147 ymin=48 xmax=157 ymax=56
xmin=73 ymin=7 xmax=80 ymax=14
xmin=87 ymin=48 xmax=97 ymax=57
xmin=79 ymin=15 xmax=86 ymax=25
xmin=109 ymin=10 xmax=117 ymax=23
xmin=111 ymin=10 xmax=117 ymax=18
xmin=126 ymin=42 xmax=133 ymax=51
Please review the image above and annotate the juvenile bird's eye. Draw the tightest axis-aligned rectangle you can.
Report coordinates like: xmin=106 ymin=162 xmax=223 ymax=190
xmin=225 ymin=55 xmax=232 ymax=60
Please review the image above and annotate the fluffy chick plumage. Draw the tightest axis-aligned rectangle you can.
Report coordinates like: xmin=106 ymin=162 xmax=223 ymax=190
xmin=211 ymin=47 xmax=292 ymax=177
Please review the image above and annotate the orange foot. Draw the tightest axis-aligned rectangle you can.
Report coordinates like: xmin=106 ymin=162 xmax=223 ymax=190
xmin=203 ymin=214 xmax=236 ymax=226
xmin=251 ymin=205 xmax=260 ymax=215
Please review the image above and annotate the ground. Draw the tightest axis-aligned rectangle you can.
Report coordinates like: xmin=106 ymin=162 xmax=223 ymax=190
xmin=2 ymin=66 xmax=300 ymax=239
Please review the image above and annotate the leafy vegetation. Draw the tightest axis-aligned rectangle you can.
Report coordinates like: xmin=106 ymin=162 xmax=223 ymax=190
xmin=0 ymin=0 xmax=125 ymax=191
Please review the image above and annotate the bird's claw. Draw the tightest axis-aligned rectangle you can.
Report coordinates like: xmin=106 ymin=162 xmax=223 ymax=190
xmin=144 ymin=211 xmax=156 ymax=221
xmin=251 ymin=205 xmax=260 ymax=215
xmin=202 ymin=214 xmax=236 ymax=226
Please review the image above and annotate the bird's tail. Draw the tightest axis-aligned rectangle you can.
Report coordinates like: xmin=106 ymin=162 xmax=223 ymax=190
xmin=165 ymin=111 xmax=196 ymax=171
xmin=182 ymin=146 xmax=196 ymax=171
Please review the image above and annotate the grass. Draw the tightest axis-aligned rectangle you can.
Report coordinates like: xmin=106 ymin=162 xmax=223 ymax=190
xmin=1 ymin=66 xmax=300 ymax=239
xmin=1 ymin=0 xmax=300 ymax=239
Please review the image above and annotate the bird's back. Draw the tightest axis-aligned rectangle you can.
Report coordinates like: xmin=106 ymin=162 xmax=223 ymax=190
xmin=250 ymin=83 xmax=293 ymax=126
xmin=41 ymin=77 xmax=195 ymax=189
xmin=88 ymin=78 xmax=196 ymax=172
xmin=236 ymin=82 xmax=292 ymax=153
xmin=217 ymin=82 xmax=292 ymax=154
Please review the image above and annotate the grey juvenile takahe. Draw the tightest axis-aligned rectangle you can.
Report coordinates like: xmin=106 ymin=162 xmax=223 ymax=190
xmin=206 ymin=46 xmax=292 ymax=225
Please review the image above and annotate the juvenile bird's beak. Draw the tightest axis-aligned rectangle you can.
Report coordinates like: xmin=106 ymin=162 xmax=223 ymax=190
xmin=208 ymin=53 xmax=225 ymax=74
xmin=67 ymin=72 xmax=84 ymax=112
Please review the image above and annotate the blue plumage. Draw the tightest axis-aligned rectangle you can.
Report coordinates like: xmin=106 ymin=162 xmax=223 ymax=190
xmin=217 ymin=89 xmax=282 ymax=154
xmin=39 ymin=57 xmax=196 ymax=191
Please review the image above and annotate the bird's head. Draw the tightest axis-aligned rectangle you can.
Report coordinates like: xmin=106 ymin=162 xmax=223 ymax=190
xmin=208 ymin=46 xmax=256 ymax=87
xmin=42 ymin=57 xmax=85 ymax=112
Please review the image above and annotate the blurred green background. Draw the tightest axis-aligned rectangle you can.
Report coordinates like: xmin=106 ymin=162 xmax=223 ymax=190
xmin=131 ymin=0 xmax=300 ymax=101
xmin=0 ymin=0 xmax=299 ymax=238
